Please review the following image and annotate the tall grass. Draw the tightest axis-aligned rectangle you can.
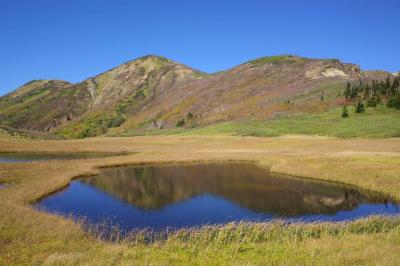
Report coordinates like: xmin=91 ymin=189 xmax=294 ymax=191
xmin=82 ymin=216 xmax=400 ymax=246
xmin=2 ymin=135 xmax=400 ymax=264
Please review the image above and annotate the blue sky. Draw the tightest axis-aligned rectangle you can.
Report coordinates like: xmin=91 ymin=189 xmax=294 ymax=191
xmin=1 ymin=0 xmax=399 ymax=95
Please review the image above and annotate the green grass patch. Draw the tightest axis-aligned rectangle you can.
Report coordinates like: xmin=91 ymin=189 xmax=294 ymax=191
xmin=184 ymin=106 xmax=400 ymax=138
xmin=110 ymin=127 xmax=187 ymax=137
xmin=118 ymin=105 xmax=400 ymax=138
xmin=247 ymin=55 xmax=297 ymax=65
xmin=57 ymin=111 xmax=125 ymax=139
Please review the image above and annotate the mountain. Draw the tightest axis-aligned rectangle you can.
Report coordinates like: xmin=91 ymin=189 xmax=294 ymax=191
xmin=0 ymin=55 xmax=204 ymax=137
xmin=0 ymin=54 xmax=394 ymax=138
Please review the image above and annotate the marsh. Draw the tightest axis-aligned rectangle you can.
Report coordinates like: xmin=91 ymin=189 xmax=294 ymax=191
xmin=0 ymin=152 xmax=130 ymax=163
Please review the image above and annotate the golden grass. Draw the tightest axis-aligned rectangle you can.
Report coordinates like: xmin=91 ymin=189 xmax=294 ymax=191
xmin=1 ymin=135 xmax=400 ymax=265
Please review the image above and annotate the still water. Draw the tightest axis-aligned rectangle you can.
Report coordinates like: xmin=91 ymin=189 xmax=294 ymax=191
xmin=0 ymin=152 xmax=129 ymax=163
xmin=37 ymin=163 xmax=399 ymax=230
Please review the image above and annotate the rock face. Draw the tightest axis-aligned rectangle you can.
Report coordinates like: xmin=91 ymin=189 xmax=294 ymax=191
xmin=0 ymin=54 xmax=392 ymax=138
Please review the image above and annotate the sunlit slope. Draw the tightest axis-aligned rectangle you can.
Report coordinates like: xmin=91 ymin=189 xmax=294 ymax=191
xmin=1 ymin=54 xmax=395 ymax=138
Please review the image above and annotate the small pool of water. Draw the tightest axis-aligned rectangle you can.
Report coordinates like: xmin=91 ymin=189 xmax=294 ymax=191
xmin=37 ymin=163 xmax=399 ymax=231
xmin=0 ymin=152 xmax=130 ymax=163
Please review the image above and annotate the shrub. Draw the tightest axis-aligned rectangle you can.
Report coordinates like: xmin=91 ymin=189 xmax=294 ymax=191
xmin=367 ymin=98 xmax=378 ymax=107
xmin=186 ymin=112 xmax=194 ymax=120
xmin=355 ymin=101 xmax=365 ymax=113
xmin=107 ymin=116 xmax=126 ymax=128
xmin=176 ymin=119 xmax=185 ymax=127
xmin=387 ymin=96 xmax=400 ymax=109
xmin=342 ymin=106 xmax=349 ymax=118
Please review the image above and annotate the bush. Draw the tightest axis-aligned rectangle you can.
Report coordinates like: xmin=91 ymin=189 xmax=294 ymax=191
xmin=176 ymin=119 xmax=185 ymax=127
xmin=107 ymin=116 xmax=126 ymax=128
xmin=387 ymin=96 xmax=400 ymax=109
xmin=186 ymin=112 xmax=194 ymax=120
xmin=355 ymin=101 xmax=365 ymax=113
xmin=342 ymin=106 xmax=349 ymax=118
xmin=367 ymin=98 xmax=378 ymax=108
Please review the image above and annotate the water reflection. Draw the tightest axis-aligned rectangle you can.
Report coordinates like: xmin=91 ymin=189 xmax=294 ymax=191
xmin=38 ymin=163 xmax=399 ymax=230
xmin=85 ymin=163 xmax=392 ymax=216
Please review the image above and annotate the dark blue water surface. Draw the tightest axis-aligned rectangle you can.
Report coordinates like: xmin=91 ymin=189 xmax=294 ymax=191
xmin=37 ymin=163 xmax=399 ymax=231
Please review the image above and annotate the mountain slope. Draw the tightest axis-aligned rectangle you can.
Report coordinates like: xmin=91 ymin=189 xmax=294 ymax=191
xmin=0 ymin=79 xmax=88 ymax=132
xmin=0 ymin=55 xmax=205 ymax=137
xmin=55 ymin=55 xmax=206 ymax=138
xmin=0 ymin=54 xmax=394 ymax=138
xmin=111 ymin=55 xmax=362 ymax=135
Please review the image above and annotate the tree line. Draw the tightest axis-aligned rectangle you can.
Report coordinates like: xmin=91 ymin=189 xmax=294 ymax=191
xmin=341 ymin=75 xmax=400 ymax=117
xmin=343 ymin=75 xmax=400 ymax=109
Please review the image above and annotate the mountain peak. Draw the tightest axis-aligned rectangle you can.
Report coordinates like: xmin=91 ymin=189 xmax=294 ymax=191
xmin=245 ymin=54 xmax=305 ymax=65
xmin=139 ymin=54 xmax=170 ymax=61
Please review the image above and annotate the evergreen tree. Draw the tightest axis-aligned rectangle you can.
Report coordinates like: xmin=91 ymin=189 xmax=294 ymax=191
xmin=386 ymin=75 xmax=391 ymax=93
xmin=350 ymin=85 xmax=358 ymax=99
xmin=341 ymin=77 xmax=400 ymax=110
xmin=363 ymin=85 xmax=371 ymax=100
xmin=341 ymin=106 xmax=349 ymax=118
xmin=355 ymin=100 xmax=365 ymax=113
xmin=392 ymin=76 xmax=400 ymax=93
xmin=344 ymin=82 xmax=351 ymax=100
xmin=387 ymin=95 xmax=400 ymax=109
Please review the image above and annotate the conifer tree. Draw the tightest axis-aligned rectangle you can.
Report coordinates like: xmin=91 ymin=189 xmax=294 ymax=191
xmin=355 ymin=100 xmax=365 ymax=113
xmin=344 ymin=82 xmax=351 ymax=100
xmin=342 ymin=106 xmax=349 ymax=118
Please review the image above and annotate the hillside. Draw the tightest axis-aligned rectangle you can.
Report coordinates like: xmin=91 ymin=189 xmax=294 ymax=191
xmin=0 ymin=55 xmax=396 ymax=138
xmin=0 ymin=55 xmax=205 ymax=137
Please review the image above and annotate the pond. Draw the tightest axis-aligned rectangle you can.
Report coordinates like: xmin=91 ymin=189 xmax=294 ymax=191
xmin=0 ymin=152 xmax=129 ymax=163
xmin=37 ymin=163 xmax=399 ymax=231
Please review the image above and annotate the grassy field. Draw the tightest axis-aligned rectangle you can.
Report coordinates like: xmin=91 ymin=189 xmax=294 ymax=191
xmin=1 ymin=135 xmax=400 ymax=265
xmin=115 ymin=106 xmax=400 ymax=138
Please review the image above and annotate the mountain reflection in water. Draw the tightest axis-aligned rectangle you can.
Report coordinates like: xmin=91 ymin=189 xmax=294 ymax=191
xmin=38 ymin=163 xmax=398 ymax=230
xmin=83 ymin=163 xmax=391 ymax=216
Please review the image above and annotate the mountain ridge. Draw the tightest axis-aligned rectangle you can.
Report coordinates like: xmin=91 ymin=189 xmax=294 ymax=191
xmin=0 ymin=54 xmax=395 ymax=138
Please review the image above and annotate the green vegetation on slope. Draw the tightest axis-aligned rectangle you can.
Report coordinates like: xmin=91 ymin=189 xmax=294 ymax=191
xmin=188 ymin=106 xmax=400 ymax=138
xmin=343 ymin=75 xmax=400 ymax=109
xmin=0 ymin=80 xmax=91 ymax=132
xmin=247 ymin=55 xmax=299 ymax=65
xmin=2 ymin=55 xmax=395 ymax=139
xmin=56 ymin=111 xmax=125 ymax=139
xmin=116 ymin=106 xmax=400 ymax=138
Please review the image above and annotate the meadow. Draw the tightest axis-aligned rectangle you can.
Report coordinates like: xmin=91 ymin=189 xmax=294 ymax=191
xmin=115 ymin=106 xmax=400 ymax=138
xmin=1 ymin=134 xmax=400 ymax=265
